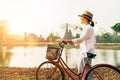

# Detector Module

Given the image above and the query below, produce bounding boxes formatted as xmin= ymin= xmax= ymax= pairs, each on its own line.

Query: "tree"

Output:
xmin=75 ymin=33 xmax=80 ymax=38
xmin=46 ymin=32 xmax=60 ymax=42
xmin=0 ymin=20 xmax=9 ymax=42
xmin=96 ymin=33 xmax=112 ymax=43
xmin=111 ymin=23 xmax=120 ymax=35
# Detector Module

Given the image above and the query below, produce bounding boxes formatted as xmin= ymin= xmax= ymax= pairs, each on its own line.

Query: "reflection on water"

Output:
xmin=0 ymin=47 xmax=12 ymax=67
xmin=94 ymin=49 xmax=120 ymax=67
xmin=0 ymin=46 xmax=120 ymax=68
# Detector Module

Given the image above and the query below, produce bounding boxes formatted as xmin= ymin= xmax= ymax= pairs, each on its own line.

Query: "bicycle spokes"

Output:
xmin=85 ymin=64 xmax=120 ymax=80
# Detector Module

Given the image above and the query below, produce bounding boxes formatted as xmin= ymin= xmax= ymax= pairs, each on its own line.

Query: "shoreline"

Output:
xmin=0 ymin=42 xmax=120 ymax=50
xmin=95 ymin=43 xmax=120 ymax=49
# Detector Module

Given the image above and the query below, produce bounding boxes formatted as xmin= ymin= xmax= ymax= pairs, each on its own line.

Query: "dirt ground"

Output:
xmin=0 ymin=67 xmax=37 ymax=80
xmin=0 ymin=66 xmax=120 ymax=80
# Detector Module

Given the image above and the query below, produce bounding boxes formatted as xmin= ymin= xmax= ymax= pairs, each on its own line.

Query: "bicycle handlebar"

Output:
xmin=59 ymin=41 xmax=67 ymax=48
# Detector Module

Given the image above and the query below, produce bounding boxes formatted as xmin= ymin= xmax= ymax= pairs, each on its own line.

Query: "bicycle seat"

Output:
xmin=87 ymin=52 xmax=96 ymax=58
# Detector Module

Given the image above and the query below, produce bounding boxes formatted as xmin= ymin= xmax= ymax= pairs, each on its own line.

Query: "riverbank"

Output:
xmin=0 ymin=42 xmax=120 ymax=50
xmin=95 ymin=43 xmax=120 ymax=49
xmin=66 ymin=43 xmax=120 ymax=50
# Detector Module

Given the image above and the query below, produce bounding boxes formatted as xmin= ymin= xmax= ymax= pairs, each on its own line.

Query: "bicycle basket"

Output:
xmin=46 ymin=44 xmax=61 ymax=60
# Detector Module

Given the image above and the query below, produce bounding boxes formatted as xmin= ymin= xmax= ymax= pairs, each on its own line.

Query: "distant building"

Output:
xmin=63 ymin=24 xmax=73 ymax=39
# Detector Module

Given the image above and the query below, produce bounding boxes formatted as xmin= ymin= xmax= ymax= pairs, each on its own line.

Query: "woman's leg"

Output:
xmin=86 ymin=58 xmax=92 ymax=80
xmin=78 ymin=57 xmax=85 ymax=74
xmin=78 ymin=57 xmax=92 ymax=80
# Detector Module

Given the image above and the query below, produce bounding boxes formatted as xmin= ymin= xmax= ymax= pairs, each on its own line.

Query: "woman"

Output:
xmin=60 ymin=10 xmax=96 ymax=80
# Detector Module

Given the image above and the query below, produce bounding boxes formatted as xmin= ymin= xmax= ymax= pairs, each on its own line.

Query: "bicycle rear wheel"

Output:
xmin=85 ymin=64 xmax=120 ymax=80
xmin=36 ymin=61 xmax=64 ymax=80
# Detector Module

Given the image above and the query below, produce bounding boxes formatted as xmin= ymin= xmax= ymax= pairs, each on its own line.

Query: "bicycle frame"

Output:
xmin=56 ymin=55 xmax=92 ymax=80
xmin=54 ymin=44 xmax=92 ymax=80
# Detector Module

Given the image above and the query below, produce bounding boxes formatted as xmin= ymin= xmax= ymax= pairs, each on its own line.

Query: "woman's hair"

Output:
xmin=90 ymin=21 xmax=94 ymax=27
xmin=87 ymin=18 xmax=94 ymax=27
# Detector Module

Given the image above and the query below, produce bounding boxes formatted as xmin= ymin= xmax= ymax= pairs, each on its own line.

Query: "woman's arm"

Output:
xmin=73 ymin=27 xmax=92 ymax=44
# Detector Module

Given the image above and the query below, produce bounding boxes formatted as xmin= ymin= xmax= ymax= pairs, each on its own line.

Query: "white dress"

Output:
xmin=72 ymin=24 xmax=96 ymax=79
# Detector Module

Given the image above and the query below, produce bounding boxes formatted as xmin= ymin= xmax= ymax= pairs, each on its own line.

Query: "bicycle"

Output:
xmin=36 ymin=42 xmax=120 ymax=80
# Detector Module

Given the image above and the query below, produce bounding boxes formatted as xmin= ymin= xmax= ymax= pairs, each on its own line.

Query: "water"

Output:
xmin=0 ymin=46 xmax=120 ymax=68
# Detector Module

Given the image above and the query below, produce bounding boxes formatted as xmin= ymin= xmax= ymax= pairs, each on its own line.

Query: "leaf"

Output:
xmin=111 ymin=23 xmax=120 ymax=33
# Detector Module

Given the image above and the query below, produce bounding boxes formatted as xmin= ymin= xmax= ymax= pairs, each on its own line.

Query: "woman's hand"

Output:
xmin=59 ymin=39 xmax=67 ymax=44
xmin=59 ymin=39 xmax=74 ymax=45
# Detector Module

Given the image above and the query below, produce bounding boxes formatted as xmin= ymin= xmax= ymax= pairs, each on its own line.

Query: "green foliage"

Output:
xmin=96 ymin=32 xmax=120 ymax=43
xmin=75 ymin=33 xmax=80 ymax=38
xmin=111 ymin=23 xmax=120 ymax=33
xmin=116 ymin=64 xmax=120 ymax=68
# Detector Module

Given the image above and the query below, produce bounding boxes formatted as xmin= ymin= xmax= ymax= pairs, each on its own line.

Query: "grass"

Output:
xmin=65 ymin=43 xmax=120 ymax=50
xmin=18 ymin=76 xmax=29 ymax=80
xmin=116 ymin=64 xmax=120 ymax=68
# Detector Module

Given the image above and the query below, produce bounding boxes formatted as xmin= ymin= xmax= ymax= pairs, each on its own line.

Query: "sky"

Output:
xmin=0 ymin=0 xmax=120 ymax=38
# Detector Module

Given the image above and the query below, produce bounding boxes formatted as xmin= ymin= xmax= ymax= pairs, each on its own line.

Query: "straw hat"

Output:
xmin=78 ymin=10 xmax=93 ymax=21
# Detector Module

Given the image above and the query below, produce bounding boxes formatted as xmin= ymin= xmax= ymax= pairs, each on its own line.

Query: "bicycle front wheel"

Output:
xmin=36 ymin=61 xmax=64 ymax=80
xmin=85 ymin=64 xmax=120 ymax=80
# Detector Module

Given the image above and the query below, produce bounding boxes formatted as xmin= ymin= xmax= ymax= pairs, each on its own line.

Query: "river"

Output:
xmin=0 ymin=45 xmax=120 ymax=68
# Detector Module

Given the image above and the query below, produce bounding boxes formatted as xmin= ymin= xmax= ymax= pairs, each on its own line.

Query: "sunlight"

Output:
xmin=9 ymin=20 xmax=63 ymax=38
